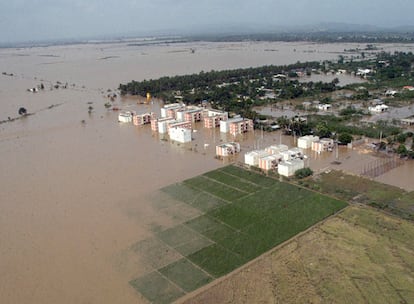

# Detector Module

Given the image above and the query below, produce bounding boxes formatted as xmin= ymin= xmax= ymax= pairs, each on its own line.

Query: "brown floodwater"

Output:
xmin=1 ymin=41 xmax=413 ymax=304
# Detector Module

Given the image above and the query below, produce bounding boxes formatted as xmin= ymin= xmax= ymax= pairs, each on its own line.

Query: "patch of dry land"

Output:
xmin=180 ymin=206 xmax=414 ymax=304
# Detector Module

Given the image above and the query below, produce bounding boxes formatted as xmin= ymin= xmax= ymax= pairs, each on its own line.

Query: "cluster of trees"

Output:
xmin=190 ymin=32 xmax=414 ymax=44
xmin=295 ymin=168 xmax=313 ymax=179
xmin=375 ymin=51 xmax=414 ymax=80
xmin=274 ymin=113 xmax=402 ymax=144
xmin=120 ymin=51 xmax=414 ymax=150
xmin=119 ymin=61 xmax=341 ymax=119
xmin=119 ymin=61 xmax=320 ymax=97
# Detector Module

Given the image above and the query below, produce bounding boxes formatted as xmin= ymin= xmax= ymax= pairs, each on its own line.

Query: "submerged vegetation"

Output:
xmin=120 ymin=51 xmax=414 ymax=153
xmin=130 ymin=165 xmax=347 ymax=303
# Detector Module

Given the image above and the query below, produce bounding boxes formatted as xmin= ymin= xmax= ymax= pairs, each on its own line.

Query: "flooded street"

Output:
xmin=0 ymin=41 xmax=413 ymax=303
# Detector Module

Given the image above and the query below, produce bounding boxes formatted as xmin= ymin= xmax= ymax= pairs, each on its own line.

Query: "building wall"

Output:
xmin=216 ymin=142 xmax=240 ymax=157
xmin=205 ymin=115 xmax=225 ymax=128
xmin=244 ymin=150 xmax=271 ymax=166
xmin=118 ymin=112 xmax=132 ymax=123
xmin=278 ymin=160 xmax=305 ymax=177
xmin=133 ymin=113 xmax=153 ymax=126
xmin=297 ymin=136 xmax=319 ymax=149
xmin=266 ymin=144 xmax=289 ymax=155
xmin=229 ymin=119 xmax=253 ymax=136
xmin=259 ymin=156 xmax=279 ymax=171
xmin=311 ymin=139 xmax=333 ymax=153
xmin=220 ymin=120 xmax=230 ymax=133
xmin=169 ymin=127 xmax=192 ymax=143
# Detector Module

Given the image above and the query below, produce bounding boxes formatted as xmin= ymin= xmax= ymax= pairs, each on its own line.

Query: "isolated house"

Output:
xmin=317 ymin=104 xmax=332 ymax=111
xmin=368 ymin=104 xmax=389 ymax=113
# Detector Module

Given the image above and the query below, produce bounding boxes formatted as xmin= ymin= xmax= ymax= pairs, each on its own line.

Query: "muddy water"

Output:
xmin=1 ymin=41 xmax=413 ymax=304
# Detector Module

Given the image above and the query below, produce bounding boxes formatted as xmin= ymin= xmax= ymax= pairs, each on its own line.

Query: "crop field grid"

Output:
xmin=129 ymin=165 xmax=347 ymax=303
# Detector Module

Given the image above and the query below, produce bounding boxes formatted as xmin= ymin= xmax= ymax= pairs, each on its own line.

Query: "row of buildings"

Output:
xmin=118 ymin=103 xmax=254 ymax=144
xmin=242 ymin=135 xmax=335 ymax=177
xmin=297 ymin=135 xmax=334 ymax=153
xmin=244 ymin=144 xmax=305 ymax=177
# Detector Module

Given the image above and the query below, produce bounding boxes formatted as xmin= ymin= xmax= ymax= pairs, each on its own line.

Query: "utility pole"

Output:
xmin=335 ymin=141 xmax=339 ymax=160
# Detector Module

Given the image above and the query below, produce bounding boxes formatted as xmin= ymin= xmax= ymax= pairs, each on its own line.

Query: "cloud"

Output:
xmin=1 ymin=0 xmax=414 ymax=42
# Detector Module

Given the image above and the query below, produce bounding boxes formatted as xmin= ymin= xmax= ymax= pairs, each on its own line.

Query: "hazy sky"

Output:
xmin=1 ymin=0 xmax=413 ymax=43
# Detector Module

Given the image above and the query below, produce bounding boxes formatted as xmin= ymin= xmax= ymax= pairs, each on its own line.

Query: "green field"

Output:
xmin=129 ymin=165 xmax=347 ymax=303
xmin=182 ymin=206 xmax=414 ymax=304
xmin=301 ymin=170 xmax=414 ymax=220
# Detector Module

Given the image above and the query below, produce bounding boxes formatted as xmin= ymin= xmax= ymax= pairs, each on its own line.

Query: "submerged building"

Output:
xmin=278 ymin=159 xmax=305 ymax=177
xmin=133 ymin=112 xmax=155 ymax=126
xmin=216 ymin=142 xmax=241 ymax=157
xmin=220 ymin=117 xmax=254 ymax=136
xmin=265 ymin=144 xmax=289 ymax=155
xmin=118 ymin=111 xmax=134 ymax=123
xmin=176 ymin=106 xmax=203 ymax=123
xmin=203 ymin=109 xmax=228 ymax=128
xmin=169 ymin=127 xmax=192 ymax=143
xmin=259 ymin=154 xmax=283 ymax=171
xmin=312 ymin=138 xmax=334 ymax=153
xmin=297 ymin=135 xmax=319 ymax=149
xmin=160 ymin=103 xmax=185 ymax=118
xmin=244 ymin=150 xmax=271 ymax=167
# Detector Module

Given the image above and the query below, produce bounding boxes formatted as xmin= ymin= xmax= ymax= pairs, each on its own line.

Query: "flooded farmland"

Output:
xmin=0 ymin=40 xmax=413 ymax=303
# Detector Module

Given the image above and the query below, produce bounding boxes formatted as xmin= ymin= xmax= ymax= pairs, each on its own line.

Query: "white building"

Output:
xmin=157 ymin=118 xmax=176 ymax=134
xmin=312 ymin=138 xmax=334 ymax=153
xmin=169 ymin=127 xmax=192 ymax=143
xmin=216 ymin=142 xmax=241 ymax=157
xmin=118 ymin=111 xmax=133 ymax=123
xmin=368 ymin=104 xmax=389 ymax=113
xmin=220 ymin=117 xmax=253 ymax=135
xmin=280 ymin=148 xmax=304 ymax=161
xmin=385 ymin=89 xmax=397 ymax=96
xmin=160 ymin=103 xmax=184 ymax=118
xmin=133 ymin=112 xmax=155 ymax=126
xmin=203 ymin=109 xmax=228 ymax=128
xmin=244 ymin=150 xmax=271 ymax=167
xmin=318 ymin=104 xmax=332 ymax=111
xmin=265 ymin=144 xmax=289 ymax=155
xmin=220 ymin=117 xmax=243 ymax=133
xmin=297 ymin=135 xmax=320 ymax=149
xmin=356 ymin=68 xmax=372 ymax=76
xmin=278 ymin=159 xmax=305 ymax=177
xmin=259 ymin=154 xmax=283 ymax=171
xmin=176 ymin=106 xmax=203 ymax=122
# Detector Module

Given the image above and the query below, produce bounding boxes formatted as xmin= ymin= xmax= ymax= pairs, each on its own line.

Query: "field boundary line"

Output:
xmin=174 ymin=204 xmax=350 ymax=304
xmin=217 ymin=168 xmax=266 ymax=188
xmin=183 ymin=182 xmax=236 ymax=204
xmin=200 ymin=175 xmax=250 ymax=194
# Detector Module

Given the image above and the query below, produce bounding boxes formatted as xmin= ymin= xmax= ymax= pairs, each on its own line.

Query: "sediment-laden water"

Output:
xmin=0 ymin=40 xmax=413 ymax=304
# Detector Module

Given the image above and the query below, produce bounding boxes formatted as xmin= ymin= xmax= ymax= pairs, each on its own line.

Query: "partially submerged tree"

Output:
xmin=338 ymin=133 xmax=353 ymax=145
xmin=18 ymin=107 xmax=27 ymax=115
xmin=295 ymin=167 xmax=313 ymax=179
